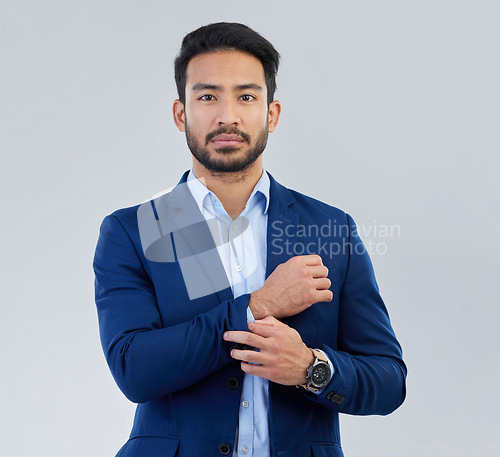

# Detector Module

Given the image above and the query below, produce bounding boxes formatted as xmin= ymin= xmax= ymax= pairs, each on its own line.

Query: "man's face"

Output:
xmin=173 ymin=51 xmax=280 ymax=174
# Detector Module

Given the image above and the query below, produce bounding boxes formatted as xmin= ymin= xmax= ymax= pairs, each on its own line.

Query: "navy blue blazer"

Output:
xmin=93 ymin=171 xmax=407 ymax=457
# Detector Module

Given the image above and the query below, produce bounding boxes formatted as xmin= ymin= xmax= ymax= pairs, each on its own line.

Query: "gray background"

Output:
xmin=1 ymin=1 xmax=499 ymax=456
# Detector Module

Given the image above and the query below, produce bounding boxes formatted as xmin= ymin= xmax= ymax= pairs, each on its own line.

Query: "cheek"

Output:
xmin=247 ymin=111 xmax=269 ymax=133
xmin=185 ymin=112 xmax=210 ymax=135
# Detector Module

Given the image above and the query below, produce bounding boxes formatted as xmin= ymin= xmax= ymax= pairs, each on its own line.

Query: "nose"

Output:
xmin=216 ymin=99 xmax=240 ymax=126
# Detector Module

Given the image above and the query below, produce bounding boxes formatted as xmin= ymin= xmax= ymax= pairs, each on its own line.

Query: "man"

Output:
xmin=93 ymin=22 xmax=406 ymax=457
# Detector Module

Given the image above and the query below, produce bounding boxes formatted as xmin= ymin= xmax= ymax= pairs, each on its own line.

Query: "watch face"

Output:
xmin=311 ymin=363 xmax=331 ymax=387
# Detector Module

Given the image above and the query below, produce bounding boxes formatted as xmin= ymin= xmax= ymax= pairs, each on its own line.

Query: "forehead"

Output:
xmin=185 ymin=51 xmax=266 ymax=89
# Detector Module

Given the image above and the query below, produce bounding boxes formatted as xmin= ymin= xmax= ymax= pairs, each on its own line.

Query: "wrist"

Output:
xmin=300 ymin=348 xmax=315 ymax=383
xmin=249 ymin=289 xmax=270 ymax=320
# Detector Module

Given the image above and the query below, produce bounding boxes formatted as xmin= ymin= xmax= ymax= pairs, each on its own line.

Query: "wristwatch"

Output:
xmin=298 ymin=349 xmax=332 ymax=392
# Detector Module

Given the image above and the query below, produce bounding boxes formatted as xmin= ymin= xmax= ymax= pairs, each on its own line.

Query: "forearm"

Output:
xmin=101 ymin=293 xmax=250 ymax=403
xmin=307 ymin=347 xmax=407 ymax=415
xmin=94 ymin=214 xmax=250 ymax=403
xmin=305 ymin=212 xmax=407 ymax=415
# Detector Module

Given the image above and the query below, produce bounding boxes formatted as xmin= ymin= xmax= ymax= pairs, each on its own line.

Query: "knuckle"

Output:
xmin=300 ymin=275 xmax=310 ymax=289
xmin=270 ymin=341 xmax=281 ymax=352
xmin=297 ymin=269 xmax=308 ymax=280
xmin=291 ymin=257 xmax=301 ymax=267
xmin=268 ymin=365 xmax=279 ymax=378
xmin=304 ymin=288 xmax=316 ymax=302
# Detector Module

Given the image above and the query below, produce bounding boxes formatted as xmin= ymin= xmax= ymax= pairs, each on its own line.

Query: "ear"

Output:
xmin=173 ymin=99 xmax=186 ymax=132
xmin=267 ymin=100 xmax=282 ymax=133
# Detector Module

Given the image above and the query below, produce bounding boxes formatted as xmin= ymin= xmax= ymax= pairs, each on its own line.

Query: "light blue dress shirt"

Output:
xmin=187 ymin=169 xmax=270 ymax=457
xmin=186 ymin=169 xmax=332 ymax=457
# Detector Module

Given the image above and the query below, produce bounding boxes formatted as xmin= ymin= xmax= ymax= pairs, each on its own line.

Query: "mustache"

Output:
xmin=205 ymin=127 xmax=250 ymax=144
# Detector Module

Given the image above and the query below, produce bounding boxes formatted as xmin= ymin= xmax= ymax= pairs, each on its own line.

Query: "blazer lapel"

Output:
xmin=266 ymin=172 xmax=299 ymax=278
xmin=164 ymin=174 xmax=233 ymax=303
xmin=151 ymin=171 xmax=299 ymax=301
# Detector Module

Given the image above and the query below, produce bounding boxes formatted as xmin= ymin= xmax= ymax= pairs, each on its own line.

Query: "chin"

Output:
xmin=213 ymin=147 xmax=243 ymax=155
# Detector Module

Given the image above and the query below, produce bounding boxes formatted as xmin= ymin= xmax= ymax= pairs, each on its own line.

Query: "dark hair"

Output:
xmin=174 ymin=22 xmax=280 ymax=106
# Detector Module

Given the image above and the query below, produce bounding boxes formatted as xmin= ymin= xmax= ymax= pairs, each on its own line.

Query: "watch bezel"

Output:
xmin=297 ymin=349 xmax=333 ymax=392
xmin=309 ymin=361 xmax=332 ymax=388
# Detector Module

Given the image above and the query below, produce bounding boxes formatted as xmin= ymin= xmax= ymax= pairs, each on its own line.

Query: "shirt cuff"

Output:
xmin=246 ymin=306 xmax=255 ymax=323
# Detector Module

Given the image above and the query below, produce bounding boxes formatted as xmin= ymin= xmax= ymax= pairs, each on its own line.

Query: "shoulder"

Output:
xmin=101 ymin=170 xmax=190 ymax=225
xmin=291 ymin=189 xmax=347 ymax=219
xmin=102 ymin=202 xmax=142 ymax=231
xmin=100 ymin=184 xmax=177 ymax=234
xmin=268 ymin=172 xmax=350 ymax=223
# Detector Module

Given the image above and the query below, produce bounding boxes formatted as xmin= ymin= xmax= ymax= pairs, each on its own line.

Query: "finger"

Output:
xmin=251 ymin=319 xmax=275 ymax=327
xmin=301 ymin=254 xmax=323 ymax=266
xmin=308 ymin=265 xmax=329 ymax=278
xmin=240 ymin=361 xmax=269 ymax=378
xmin=255 ymin=316 xmax=285 ymax=327
xmin=315 ymin=289 xmax=333 ymax=303
xmin=230 ymin=348 xmax=265 ymax=365
xmin=248 ymin=322 xmax=280 ymax=338
xmin=223 ymin=330 xmax=265 ymax=347
xmin=313 ymin=277 xmax=331 ymax=290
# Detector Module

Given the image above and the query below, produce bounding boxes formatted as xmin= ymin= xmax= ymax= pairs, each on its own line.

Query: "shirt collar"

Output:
xmin=186 ymin=169 xmax=270 ymax=215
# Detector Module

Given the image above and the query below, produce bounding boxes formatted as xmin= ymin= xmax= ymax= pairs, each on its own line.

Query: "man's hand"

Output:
xmin=223 ymin=316 xmax=315 ymax=386
xmin=249 ymin=254 xmax=332 ymax=320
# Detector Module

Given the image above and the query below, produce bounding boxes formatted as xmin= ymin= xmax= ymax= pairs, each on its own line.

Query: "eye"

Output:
xmin=199 ymin=94 xmax=216 ymax=101
xmin=239 ymin=94 xmax=255 ymax=102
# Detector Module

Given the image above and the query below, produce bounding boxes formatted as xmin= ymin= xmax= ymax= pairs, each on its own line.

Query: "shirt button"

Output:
xmin=235 ymin=265 xmax=242 ymax=272
xmin=241 ymin=447 xmax=249 ymax=454
xmin=242 ymin=400 xmax=249 ymax=408
xmin=232 ymin=223 xmax=238 ymax=231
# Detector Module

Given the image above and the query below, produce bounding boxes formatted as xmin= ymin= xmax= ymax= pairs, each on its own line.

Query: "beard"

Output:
xmin=185 ymin=120 xmax=269 ymax=173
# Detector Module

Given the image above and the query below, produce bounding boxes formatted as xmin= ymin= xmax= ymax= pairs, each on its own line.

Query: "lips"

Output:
xmin=211 ymin=134 xmax=245 ymax=146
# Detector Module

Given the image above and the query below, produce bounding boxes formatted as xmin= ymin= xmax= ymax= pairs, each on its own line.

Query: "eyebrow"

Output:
xmin=191 ymin=83 xmax=264 ymax=92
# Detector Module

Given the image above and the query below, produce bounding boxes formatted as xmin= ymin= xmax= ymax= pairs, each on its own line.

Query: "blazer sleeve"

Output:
xmin=93 ymin=214 xmax=249 ymax=404
xmin=305 ymin=213 xmax=407 ymax=415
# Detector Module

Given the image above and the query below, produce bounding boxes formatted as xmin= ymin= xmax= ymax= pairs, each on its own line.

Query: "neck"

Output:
xmin=192 ymin=160 xmax=263 ymax=219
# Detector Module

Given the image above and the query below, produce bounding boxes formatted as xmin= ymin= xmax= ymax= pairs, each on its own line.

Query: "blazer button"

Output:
xmin=219 ymin=443 xmax=231 ymax=455
xmin=327 ymin=391 xmax=345 ymax=404
xmin=226 ymin=377 xmax=240 ymax=389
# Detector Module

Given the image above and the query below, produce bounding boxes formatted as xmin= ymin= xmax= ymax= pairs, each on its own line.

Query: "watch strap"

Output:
xmin=311 ymin=349 xmax=328 ymax=364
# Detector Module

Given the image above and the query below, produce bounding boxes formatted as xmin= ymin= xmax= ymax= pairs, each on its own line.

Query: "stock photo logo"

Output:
xmin=137 ymin=182 xmax=400 ymax=300
xmin=270 ymin=219 xmax=400 ymax=258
